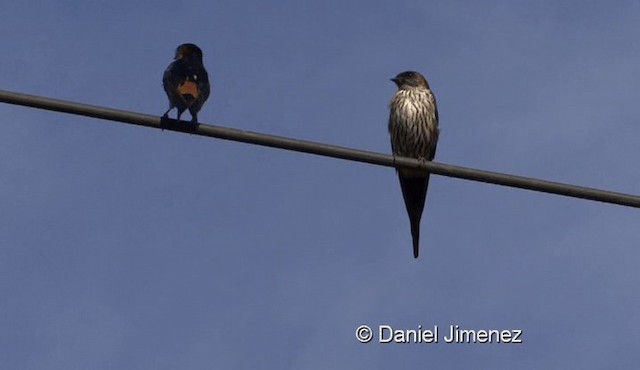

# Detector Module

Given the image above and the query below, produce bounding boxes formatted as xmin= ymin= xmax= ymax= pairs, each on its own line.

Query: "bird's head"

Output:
xmin=391 ymin=71 xmax=429 ymax=89
xmin=174 ymin=43 xmax=204 ymax=61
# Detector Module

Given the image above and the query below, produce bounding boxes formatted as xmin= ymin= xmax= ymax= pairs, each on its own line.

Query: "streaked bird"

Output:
xmin=162 ymin=43 xmax=210 ymax=124
xmin=388 ymin=71 xmax=440 ymax=258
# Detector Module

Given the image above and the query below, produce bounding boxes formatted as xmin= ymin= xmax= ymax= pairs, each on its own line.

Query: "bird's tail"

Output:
xmin=410 ymin=218 xmax=420 ymax=259
xmin=398 ymin=175 xmax=430 ymax=258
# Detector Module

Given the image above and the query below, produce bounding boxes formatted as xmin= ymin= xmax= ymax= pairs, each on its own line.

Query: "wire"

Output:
xmin=1 ymin=89 xmax=639 ymax=208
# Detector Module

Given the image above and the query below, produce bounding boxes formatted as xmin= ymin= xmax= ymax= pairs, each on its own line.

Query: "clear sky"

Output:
xmin=1 ymin=1 xmax=639 ymax=368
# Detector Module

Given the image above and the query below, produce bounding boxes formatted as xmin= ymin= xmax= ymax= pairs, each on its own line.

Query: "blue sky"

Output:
xmin=1 ymin=1 xmax=640 ymax=368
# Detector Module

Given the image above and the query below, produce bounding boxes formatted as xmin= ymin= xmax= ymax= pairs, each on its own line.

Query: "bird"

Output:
xmin=388 ymin=71 xmax=439 ymax=258
xmin=162 ymin=43 xmax=210 ymax=125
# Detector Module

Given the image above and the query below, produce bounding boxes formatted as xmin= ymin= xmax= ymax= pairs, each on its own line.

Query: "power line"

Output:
xmin=1 ymin=88 xmax=639 ymax=209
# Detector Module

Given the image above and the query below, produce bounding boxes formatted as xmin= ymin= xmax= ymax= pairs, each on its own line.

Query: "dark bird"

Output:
xmin=162 ymin=43 xmax=210 ymax=124
xmin=388 ymin=71 xmax=439 ymax=258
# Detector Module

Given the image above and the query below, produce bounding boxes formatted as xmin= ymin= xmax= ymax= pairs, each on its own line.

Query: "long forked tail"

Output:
xmin=398 ymin=175 xmax=430 ymax=258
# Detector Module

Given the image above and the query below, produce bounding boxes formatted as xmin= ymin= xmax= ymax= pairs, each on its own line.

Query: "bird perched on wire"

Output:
xmin=162 ymin=43 xmax=210 ymax=125
xmin=388 ymin=71 xmax=440 ymax=258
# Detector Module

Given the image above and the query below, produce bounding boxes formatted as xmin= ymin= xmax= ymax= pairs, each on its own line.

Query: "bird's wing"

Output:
xmin=195 ymin=67 xmax=210 ymax=102
xmin=163 ymin=60 xmax=185 ymax=95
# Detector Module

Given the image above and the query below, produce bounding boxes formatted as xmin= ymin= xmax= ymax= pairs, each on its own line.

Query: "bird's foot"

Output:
xmin=417 ymin=157 xmax=430 ymax=174
xmin=190 ymin=116 xmax=200 ymax=129
xmin=160 ymin=113 xmax=170 ymax=131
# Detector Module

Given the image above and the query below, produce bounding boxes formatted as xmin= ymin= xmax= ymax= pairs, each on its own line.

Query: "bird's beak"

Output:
xmin=391 ymin=77 xmax=398 ymax=83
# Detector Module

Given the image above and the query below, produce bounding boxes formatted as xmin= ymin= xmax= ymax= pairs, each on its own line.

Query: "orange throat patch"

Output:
xmin=178 ymin=81 xmax=199 ymax=98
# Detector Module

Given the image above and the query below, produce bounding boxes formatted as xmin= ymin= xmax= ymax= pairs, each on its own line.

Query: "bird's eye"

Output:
xmin=407 ymin=72 xmax=415 ymax=77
